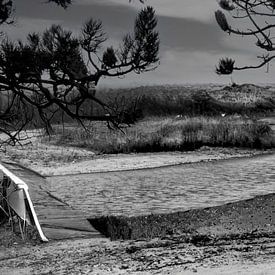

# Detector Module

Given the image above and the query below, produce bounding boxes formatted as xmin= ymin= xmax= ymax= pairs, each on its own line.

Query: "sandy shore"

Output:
xmin=0 ymin=193 xmax=274 ymax=275
xmin=0 ymin=142 xmax=274 ymax=274
xmin=1 ymin=236 xmax=275 ymax=275
xmin=35 ymin=148 xmax=272 ymax=177
xmin=0 ymin=142 xmax=272 ymax=176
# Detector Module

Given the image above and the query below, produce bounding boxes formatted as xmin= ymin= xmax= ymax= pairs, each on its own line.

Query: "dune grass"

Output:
xmin=44 ymin=116 xmax=275 ymax=153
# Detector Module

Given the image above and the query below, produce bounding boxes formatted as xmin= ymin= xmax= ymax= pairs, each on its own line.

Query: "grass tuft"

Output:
xmin=44 ymin=116 xmax=275 ymax=153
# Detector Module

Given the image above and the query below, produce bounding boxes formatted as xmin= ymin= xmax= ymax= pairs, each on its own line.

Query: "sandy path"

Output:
xmin=1 ymin=143 xmax=271 ymax=176
xmin=1 ymin=226 xmax=274 ymax=275
xmin=40 ymin=148 xmax=270 ymax=176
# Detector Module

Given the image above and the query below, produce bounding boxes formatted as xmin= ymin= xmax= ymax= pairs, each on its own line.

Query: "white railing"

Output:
xmin=0 ymin=163 xmax=48 ymax=242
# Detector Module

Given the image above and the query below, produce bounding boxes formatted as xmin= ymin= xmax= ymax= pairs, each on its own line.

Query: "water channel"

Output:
xmin=47 ymin=153 xmax=275 ymax=217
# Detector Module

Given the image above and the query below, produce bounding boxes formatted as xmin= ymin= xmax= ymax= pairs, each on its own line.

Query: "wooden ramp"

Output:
xmin=1 ymin=161 xmax=104 ymax=241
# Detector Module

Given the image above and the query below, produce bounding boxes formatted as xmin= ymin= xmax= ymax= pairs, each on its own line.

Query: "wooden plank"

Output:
xmin=40 ymin=218 xmax=96 ymax=232
xmin=41 ymin=227 xmax=102 ymax=240
xmin=1 ymin=161 xmax=104 ymax=241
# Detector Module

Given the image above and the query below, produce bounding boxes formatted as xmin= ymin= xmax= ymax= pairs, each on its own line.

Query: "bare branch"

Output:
xmin=216 ymin=0 xmax=275 ymax=74
xmin=0 ymin=5 xmax=159 ymax=145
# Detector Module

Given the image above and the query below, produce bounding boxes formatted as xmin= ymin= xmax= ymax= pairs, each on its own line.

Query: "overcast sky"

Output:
xmin=5 ymin=0 xmax=275 ymax=87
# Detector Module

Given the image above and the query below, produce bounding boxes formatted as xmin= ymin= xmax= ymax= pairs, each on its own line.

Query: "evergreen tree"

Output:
xmin=215 ymin=0 xmax=275 ymax=75
xmin=0 ymin=1 xmax=158 ymax=145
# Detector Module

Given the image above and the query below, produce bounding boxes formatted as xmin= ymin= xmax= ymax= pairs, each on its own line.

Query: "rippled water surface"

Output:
xmin=47 ymin=154 xmax=275 ymax=217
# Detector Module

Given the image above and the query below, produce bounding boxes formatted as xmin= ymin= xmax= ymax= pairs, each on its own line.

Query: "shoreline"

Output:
xmin=89 ymin=192 xmax=275 ymax=240
xmin=45 ymin=148 xmax=274 ymax=177
xmin=4 ymin=146 xmax=271 ymax=177
xmin=1 ymin=145 xmax=274 ymax=274
xmin=1 ymin=192 xmax=274 ymax=274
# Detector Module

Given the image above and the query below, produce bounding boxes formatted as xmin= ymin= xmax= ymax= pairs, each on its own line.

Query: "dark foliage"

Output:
xmin=216 ymin=58 xmax=235 ymax=75
xmin=0 ymin=0 xmax=13 ymax=25
xmin=215 ymin=0 xmax=275 ymax=74
xmin=0 ymin=6 xmax=159 ymax=145
xmin=47 ymin=0 xmax=72 ymax=8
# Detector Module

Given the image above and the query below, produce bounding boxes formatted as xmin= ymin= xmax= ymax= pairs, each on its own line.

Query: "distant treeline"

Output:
xmin=92 ymin=84 xmax=275 ymax=122
xmin=1 ymin=85 xmax=275 ymax=128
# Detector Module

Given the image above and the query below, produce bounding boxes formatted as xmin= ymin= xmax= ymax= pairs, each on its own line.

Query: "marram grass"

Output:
xmin=44 ymin=116 xmax=274 ymax=153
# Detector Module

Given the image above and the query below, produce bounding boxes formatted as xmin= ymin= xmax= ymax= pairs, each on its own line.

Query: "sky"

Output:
xmin=4 ymin=0 xmax=275 ymax=87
